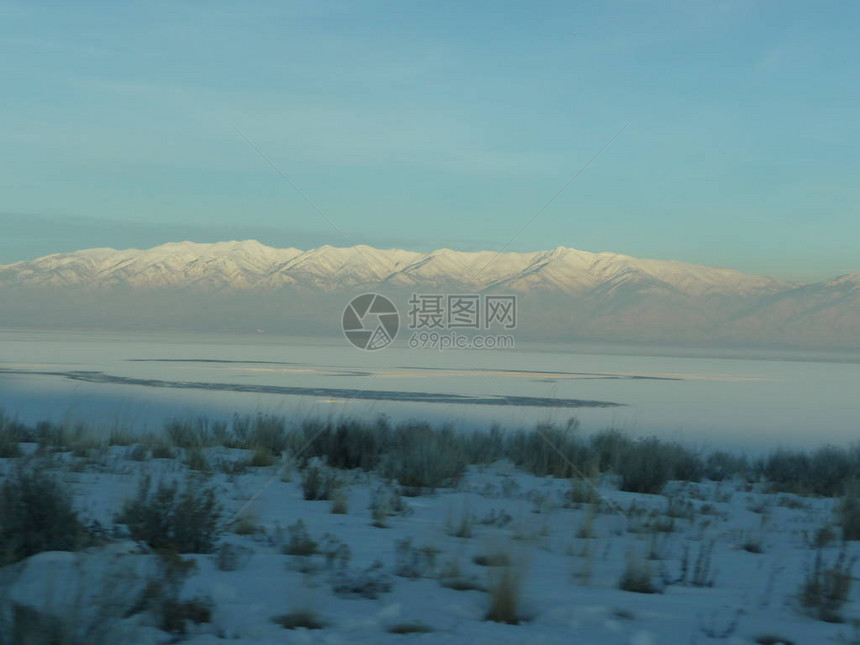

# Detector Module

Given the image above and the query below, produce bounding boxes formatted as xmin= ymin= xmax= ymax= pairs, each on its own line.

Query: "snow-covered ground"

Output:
xmin=1 ymin=443 xmax=858 ymax=645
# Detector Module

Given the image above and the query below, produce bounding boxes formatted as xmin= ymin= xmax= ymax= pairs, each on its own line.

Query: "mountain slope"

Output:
xmin=0 ymin=240 xmax=792 ymax=296
xmin=0 ymin=241 xmax=855 ymax=347
xmin=723 ymin=273 xmax=860 ymax=344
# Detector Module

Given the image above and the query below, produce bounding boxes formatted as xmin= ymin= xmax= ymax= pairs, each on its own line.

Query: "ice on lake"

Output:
xmin=2 ymin=329 xmax=859 ymax=451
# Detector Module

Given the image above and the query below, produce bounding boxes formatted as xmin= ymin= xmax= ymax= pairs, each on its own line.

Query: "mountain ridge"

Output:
xmin=0 ymin=239 xmax=798 ymax=295
xmin=1 ymin=241 xmax=856 ymax=347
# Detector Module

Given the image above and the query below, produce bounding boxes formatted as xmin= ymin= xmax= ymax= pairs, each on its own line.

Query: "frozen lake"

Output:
xmin=1 ymin=329 xmax=858 ymax=451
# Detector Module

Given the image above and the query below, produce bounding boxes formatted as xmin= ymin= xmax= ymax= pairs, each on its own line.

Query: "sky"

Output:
xmin=1 ymin=0 xmax=858 ymax=281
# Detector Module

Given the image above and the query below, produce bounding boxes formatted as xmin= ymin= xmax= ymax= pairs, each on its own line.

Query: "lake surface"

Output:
xmin=1 ymin=329 xmax=859 ymax=451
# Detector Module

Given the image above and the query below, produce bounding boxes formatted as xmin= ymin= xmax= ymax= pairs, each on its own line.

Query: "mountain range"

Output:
xmin=1 ymin=240 xmax=857 ymax=348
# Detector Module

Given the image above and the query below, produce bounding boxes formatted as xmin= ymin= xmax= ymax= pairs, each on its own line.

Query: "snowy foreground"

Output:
xmin=1 ymin=444 xmax=858 ymax=645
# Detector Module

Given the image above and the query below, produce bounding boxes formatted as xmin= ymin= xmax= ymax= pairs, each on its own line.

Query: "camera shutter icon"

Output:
xmin=342 ymin=293 xmax=399 ymax=350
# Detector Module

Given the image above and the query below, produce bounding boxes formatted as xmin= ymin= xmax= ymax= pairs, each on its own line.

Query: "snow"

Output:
xmin=0 ymin=241 xmax=790 ymax=296
xmin=1 ymin=241 xmax=856 ymax=346
xmin=1 ymin=447 xmax=857 ymax=644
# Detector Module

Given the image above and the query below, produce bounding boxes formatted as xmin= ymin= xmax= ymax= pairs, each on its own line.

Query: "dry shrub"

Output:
xmin=485 ymin=560 xmax=524 ymax=624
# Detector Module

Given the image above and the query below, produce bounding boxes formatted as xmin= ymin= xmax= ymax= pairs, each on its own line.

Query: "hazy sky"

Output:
xmin=1 ymin=1 xmax=857 ymax=281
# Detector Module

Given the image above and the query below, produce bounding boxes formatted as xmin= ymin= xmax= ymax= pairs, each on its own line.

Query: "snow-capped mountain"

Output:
xmin=0 ymin=240 xmax=791 ymax=296
xmin=0 ymin=241 xmax=856 ymax=347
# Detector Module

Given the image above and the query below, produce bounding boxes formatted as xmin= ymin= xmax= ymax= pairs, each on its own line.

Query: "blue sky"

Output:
xmin=1 ymin=0 xmax=857 ymax=280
